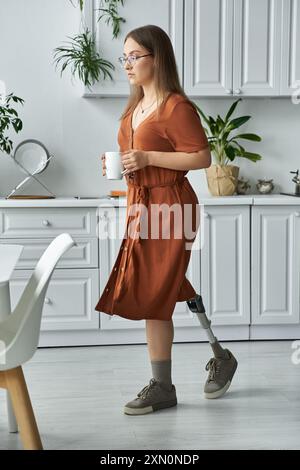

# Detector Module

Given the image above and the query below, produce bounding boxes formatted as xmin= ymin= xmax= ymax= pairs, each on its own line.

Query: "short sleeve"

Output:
xmin=165 ymin=101 xmax=209 ymax=152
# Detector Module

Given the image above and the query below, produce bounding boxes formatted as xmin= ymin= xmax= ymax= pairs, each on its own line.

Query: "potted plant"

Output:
xmin=0 ymin=92 xmax=24 ymax=155
xmin=193 ymin=98 xmax=262 ymax=196
xmin=53 ymin=28 xmax=115 ymax=88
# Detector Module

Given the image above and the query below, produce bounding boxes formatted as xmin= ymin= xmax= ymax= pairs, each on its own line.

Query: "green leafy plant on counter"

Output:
xmin=193 ymin=98 xmax=263 ymax=166
xmin=0 ymin=92 xmax=24 ymax=155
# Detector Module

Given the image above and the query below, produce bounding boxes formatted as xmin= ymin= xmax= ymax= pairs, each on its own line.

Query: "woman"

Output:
xmin=95 ymin=25 xmax=237 ymax=415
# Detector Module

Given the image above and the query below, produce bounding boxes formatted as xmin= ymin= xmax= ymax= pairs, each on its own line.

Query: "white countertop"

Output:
xmin=0 ymin=193 xmax=299 ymax=207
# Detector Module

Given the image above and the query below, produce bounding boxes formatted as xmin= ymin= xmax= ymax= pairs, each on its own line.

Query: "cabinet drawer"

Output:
xmin=0 ymin=237 xmax=98 ymax=269
xmin=0 ymin=208 xmax=97 ymax=238
xmin=10 ymin=269 xmax=100 ymax=331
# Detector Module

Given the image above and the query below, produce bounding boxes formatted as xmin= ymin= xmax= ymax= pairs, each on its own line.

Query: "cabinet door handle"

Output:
xmin=44 ymin=297 xmax=51 ymax=304
xmin=225 ymin=89 xmax=232 ymax=94
xmin=234 ymin=88 xmax=242 ymax=94
xmin=294 ymin=212 xmax=300 ymax=217
xmin=42 ymin=219 xmax=50 ymax=226
xmin=204 ymin=212 xmax=209 ymax=218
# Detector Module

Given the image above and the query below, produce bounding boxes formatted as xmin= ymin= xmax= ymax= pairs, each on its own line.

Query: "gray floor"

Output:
xmin=0 ymin=340 xmax=299 ymax=450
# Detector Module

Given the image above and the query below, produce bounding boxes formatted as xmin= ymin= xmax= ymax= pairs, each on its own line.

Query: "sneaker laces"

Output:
xmin=137 ymin=378 xmax=158 ymax=400
xmin=205 ymin=358 xmax=221 ymax=382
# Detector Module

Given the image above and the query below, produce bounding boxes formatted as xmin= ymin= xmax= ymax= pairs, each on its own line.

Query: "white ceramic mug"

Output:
xmin=105 ymin=151 xmax=124 ymax=180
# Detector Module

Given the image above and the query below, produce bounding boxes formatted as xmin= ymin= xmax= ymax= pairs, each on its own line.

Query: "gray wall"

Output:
xmin=0 ymin=0 xmax=299 ymax=198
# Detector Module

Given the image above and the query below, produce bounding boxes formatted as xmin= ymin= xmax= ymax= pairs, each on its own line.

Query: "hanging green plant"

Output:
xmin=0 ymin=92 xmax=24 ymax=155
xmin=69 ymin=0 xmax=84 ymax=10
xmin=55 ymin=0 xmax=126 ymax=86
xmin=53 ymin=28 xmax=115 ymax=88
xmin=95 ymin=0 xmax=126 ymax=39
xmin=69 ymin=0 xmax=126 ymax=37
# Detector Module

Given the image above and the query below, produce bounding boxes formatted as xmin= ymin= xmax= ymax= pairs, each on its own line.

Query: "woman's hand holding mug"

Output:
xmin=121 ymin=149 xmax=149 ymax=174
xmin=101 ymin=150 xmax=149 ymax=179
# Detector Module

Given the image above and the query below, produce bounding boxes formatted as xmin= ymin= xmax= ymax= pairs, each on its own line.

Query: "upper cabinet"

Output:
xmin=232 ymin=0 xmax=282 ymax=96
xmin=84 ymin=0 xmax=300 ymax=97
xmin=184 ymin=0 xmax=234 ymax=96
xmin=83 ymin=0 xmax=184 ymax=97
xmin=185 ymin=0 xmax=285 ymax=97
xmin=280 ymin=0 xmax=300 ymax=95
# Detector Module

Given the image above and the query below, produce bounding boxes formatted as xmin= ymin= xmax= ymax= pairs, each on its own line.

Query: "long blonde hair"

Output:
xmin=119 ymin=25 xmax=197 ymax=121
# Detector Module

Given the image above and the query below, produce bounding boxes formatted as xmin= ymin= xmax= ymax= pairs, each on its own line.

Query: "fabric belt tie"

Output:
xmin=127 ymin=176 xmax=186 ymax=244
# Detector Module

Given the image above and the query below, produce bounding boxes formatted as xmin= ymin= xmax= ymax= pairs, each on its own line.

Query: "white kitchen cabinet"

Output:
xmin=233 ymin=0 xmax=282 ymax=96
xmin=0 ymin=207 xmax=97 ymax=238
xmin=0 ymin=206 xmax=100 ymax=332
xmin=200 ymin=205 xmax=251 ymax=325
xmin=0 ymin=237 xmax=98 ymax=269
xmin=280 ymin=0 xmax=300 ymax=95
xmin=251 ymin=205 xmax=300 ymax=325
xmin=184 ymin=0 xmax=234 ymax=96
xmin=83 ymin=0 xmax=184 ymax=97
xmin=1 ymin=197 xmax=299 ymax=345
xmin=10 ymin=269 xmax=100 ymax=331
xmin=98 ymin=206 xmax=202 ymax=329
xmin=185 ymin=0 xmax=283 ymax=97
xmin=83 ymin=0 xmax=299 ymax=98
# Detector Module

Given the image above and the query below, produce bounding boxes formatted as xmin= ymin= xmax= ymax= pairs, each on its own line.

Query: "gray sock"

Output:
xmin=151 ymin=359 xmax=173 ymax=391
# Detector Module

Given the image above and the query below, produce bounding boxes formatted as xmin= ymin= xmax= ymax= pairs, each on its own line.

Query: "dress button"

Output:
xmin=114 ymin=267 xmax=117 ymax=271
xmin=106 ymin=288 xmax=109 ymax=292
xmin=121 ymin=267 xmax=125 ymax=271
xmin=124 ymin=247 xmax=128 ymax=251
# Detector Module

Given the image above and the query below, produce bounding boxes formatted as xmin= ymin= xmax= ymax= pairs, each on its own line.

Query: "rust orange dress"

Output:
xmin=95 ymin=93 xmax=209 ymax=321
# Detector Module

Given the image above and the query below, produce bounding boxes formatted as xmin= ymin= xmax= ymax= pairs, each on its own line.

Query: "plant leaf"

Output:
xmin=241 ymin=151 xmax=262 ymax=162
xmin=227 ymin=115 xmax=251 ymax=130
xmin=230 ymin=133 xmax=261 ymax=142
xmin=224 ymin=145 xmax=237 ymax=161
xmin=225 ymin=98 xmax=242 ymax=122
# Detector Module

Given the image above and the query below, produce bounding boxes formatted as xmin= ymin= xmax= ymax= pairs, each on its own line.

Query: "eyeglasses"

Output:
xmin=118 ymin=54 xmax=153 ymax=67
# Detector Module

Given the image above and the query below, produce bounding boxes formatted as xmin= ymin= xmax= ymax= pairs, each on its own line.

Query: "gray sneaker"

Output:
xmin=204 ymin=349 xmax=238 ymax=399
xmin=123 ymin=378 xmax=177 ymax=415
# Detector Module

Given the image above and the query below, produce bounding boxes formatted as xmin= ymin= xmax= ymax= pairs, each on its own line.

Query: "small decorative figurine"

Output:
xmin=256 ymin=178 xmax=274 ymax=194
xmin=236 ymin=177 xmax=251 ymax=195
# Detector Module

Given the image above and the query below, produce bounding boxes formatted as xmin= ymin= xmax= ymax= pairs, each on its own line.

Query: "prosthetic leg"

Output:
xmin=186 ymin=294 xmax=238 ymax=398
xmin=186 ymin=294 xmax=229 ymax=359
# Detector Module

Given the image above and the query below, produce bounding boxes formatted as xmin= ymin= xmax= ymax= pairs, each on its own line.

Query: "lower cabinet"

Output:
xmin=10 ymin=269 xmax=100 ymax=331
xmin=201 ymin=204 xmax=300 ymax=329
xmin=200 ymin=205 xmax=251 ymax=326
xmin=0 ymin=237 xmax=98 ymax=269
xmin=98 ymin=203 xmax=300 ymax=337
xmin=1 ymin=202 xmax=299 ymax=344
xmin=0 ymin=207 xmax=100 ymax=333
xmin=251 ymin=205 xmax=300 ymax=325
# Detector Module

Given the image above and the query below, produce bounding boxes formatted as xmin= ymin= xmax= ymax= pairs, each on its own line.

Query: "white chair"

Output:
xmin=0 ymin=233 xmax=76 ymax=450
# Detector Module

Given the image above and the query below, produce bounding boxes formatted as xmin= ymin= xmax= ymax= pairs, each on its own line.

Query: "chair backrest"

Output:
xmin=1 ymin=233 xmax=76 ymax=369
